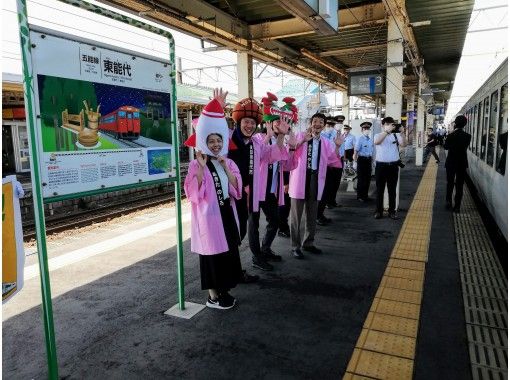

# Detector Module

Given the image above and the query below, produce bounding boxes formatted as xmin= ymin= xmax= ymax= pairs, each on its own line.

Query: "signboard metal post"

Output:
xmin=16 ymin=0 xmax=58 ymax=377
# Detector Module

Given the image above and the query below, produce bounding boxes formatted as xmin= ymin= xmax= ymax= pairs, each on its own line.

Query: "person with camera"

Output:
xmin=373 ymin=117 xmax=407 ymax=220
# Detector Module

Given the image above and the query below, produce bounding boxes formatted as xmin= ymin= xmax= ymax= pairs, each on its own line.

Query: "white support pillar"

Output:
xmin=341 ymin=90 xmax=350 ymax=123
xmin=415 ymin=98 xmax=425 ymax=166
xmin=385 ymin=18 xmax=404 ymax=120
xmin=384 ymin=16 xmax=404 ymax=211
xmin=237 ymin=52 xmax=253 ymax=99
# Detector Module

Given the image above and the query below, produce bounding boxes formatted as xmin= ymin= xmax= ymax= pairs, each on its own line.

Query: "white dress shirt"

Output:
xmin=311 ymin=136 xmax=320 ymax=170
xmin=375 ymin=133 xmax=403 ymax=162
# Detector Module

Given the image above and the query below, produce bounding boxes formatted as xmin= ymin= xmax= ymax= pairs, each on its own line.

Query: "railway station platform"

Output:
xmin=2 ymin=151 xmax=507 ymax=379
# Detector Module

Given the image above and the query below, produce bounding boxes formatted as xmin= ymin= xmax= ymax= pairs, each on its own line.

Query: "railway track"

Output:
xmin=22 ymin=162 xmax=189 ymax=241
xmin=23 ymin=191 xmax=180 ymax=241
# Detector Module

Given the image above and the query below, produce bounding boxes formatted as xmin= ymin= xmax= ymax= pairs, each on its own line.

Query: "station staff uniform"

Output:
xmin=340 ymin=126 xmax=356 ymax=164
xmin=374 ymin=117 xmax=403 ymax=218
xmin=354 ymin=122 xmax=374 ymax=201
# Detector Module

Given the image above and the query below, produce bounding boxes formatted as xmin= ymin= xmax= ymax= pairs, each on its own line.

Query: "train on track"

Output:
xmin=98 ymin=105 xmax=141 ymax=140
xmin=459 ymin=58 xmax=508 ymax=240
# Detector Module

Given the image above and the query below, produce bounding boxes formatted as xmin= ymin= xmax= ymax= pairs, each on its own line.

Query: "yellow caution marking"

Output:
xmin=375 ymin=287 xmax=422 ymax=305
xmin=344 ymin=160 xmax=438 ymax=379
xmin=363 ymin=312 xmax=419 ymax=338
xmin=356 ymin=329 xmax=416 ymax=359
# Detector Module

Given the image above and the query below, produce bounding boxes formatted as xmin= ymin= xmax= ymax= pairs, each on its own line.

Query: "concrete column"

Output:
xmin=341 ymin=90 xmax=350 ymax=123
xmin=385 ymin=18 xmax=404 ymax=120
xmin=237 ymin=52 xmax=253 ymax=98
xmin=415 ymin=98 xmax=425 ymax=166
xmin=384 ymin=16 xmax=404 ymax=211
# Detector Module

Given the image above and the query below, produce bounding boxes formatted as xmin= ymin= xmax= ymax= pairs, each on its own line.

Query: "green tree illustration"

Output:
xmin=40 ymin=76 xmax=65 ymax=151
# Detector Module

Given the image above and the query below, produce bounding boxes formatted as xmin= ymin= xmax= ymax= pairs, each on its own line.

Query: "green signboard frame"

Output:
xmin=16 ymin=0 xmax=186 ymax=378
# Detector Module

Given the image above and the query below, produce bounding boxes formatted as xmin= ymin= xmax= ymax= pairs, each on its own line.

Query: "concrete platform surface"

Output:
xmin=2 ymin=158 xmax=475 ymax=379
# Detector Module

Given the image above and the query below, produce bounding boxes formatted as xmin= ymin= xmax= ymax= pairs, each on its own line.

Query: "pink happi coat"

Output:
xmin=184 ymin=158 xmax=243 ymax=255
xmin=255 ymin=134 xmax=292 ymax=207
xmin=288 ymin=132 xmax=341 ymax=200
xmin=248 ymin=134 xmax=288 ymax=212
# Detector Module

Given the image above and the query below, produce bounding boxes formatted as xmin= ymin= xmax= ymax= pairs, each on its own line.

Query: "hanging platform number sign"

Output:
xmin=348 ymin=71 xmax=385 ymax=96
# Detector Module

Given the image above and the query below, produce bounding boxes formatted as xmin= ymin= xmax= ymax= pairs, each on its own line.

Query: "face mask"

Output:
xmin=334 ymin=124 xmax=342 ymax=131
xmin=363 ymin=130 xmax=370 ymax=136
xmin=384 ymin=124 xmax=393 ymax=133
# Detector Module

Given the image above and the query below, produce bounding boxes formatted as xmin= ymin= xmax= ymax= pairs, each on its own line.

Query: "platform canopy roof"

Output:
xmin=98 ymin=0 xmax=474 ymax=104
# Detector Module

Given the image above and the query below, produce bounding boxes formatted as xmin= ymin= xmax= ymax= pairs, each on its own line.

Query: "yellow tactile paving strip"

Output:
xmin=343 ymin=160 xmax=438 ymax=379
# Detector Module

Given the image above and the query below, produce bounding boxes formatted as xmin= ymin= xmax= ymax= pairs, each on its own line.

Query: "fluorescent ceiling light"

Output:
xmin=409 ymin=20 xmax=431 ymax=27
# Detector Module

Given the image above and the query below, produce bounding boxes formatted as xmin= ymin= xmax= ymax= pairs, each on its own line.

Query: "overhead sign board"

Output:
xmin=30 ymin=31 xmax=176 ymax=198
xmin=348 ymin=71 xmax=385 ymax=96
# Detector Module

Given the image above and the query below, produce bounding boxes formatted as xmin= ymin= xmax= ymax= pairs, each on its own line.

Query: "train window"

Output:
xmin=480 ymin=97 xmax=490 ymax=161
xmin=471 ymin=105 xmax=478 ymax=151
xmin=496 ymin=83 xmax=508 ymax=175
xmin=487 ymin=90 xmax=499 ymax=167
xmin=133 ymin=112 xmax=140 ymax=118
xmin=118 ymin=111 xmax=126 ymax=118
xmin=476 ymin=101 xmax=483 ymax=157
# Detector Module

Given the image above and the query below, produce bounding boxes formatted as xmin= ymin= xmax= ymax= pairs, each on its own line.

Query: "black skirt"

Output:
xmin=199 ymin=199 xmax=242 ymax=291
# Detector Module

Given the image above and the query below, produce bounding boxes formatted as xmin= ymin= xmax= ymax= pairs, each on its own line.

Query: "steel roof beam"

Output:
xmin=318 ymin=43 xmax=387 ymax=57
xmin=97 ymin=0 xmax=348 ymax=91
xmin=249 ymin=2 xmax=386 ymax=41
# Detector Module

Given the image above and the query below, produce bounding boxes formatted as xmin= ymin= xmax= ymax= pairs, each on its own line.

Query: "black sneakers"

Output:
xmin=388 ymin=212 xmax=399 ymax=220
xmin=239 ymin=270 xmax=259 ymax=283
xmin=252 ymin=258 xmax=274 ymax=271
xmin=317 ymin=216 xmax=331 ymax=225
xmin=206 ymin=293 xmax=236 ymax=310
xmin=303 ymin=245 xmax=322 ymax=254
xmin=262 ymin=249 xmax=283 ymax=262
xmin=374 ymin=212 xmax=382 ymax=219
xmin=278 ymin=230 xmax=290 ymax=238
xmin=292 ymin=248 xmax=304 ymax=259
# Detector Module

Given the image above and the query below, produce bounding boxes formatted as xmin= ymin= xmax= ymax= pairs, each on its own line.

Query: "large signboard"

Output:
xmin=30 ymin=32 xmax=175 ymax=198
xmin=348 ymin=71 xmax=385 ymax=96
xmin=2 ymin=177 xmax=25 ymax=303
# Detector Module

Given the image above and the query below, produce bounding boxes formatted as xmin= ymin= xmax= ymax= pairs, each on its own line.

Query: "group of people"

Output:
xmin=184 ymin=89 xmax=408 ymax=310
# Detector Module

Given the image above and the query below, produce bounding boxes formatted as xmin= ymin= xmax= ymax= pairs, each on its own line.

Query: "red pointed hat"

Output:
xmin=183 ymin=99 xmax=236 ymax=154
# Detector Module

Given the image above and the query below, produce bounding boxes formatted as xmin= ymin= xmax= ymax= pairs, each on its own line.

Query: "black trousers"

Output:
xmin=356 ymin=156 xmax=372 ymax=200
xmin=375 ymin=162 xmax=399 ymax=213
xmin=248 ymin=192 xmax=279 ymax=258
xmin=345 ymin=149 xmax=354 ymax=162
xmin=278 ymin=193 xmax=291 ymax=232
xmin=425 ymin=145 xmax=440 ymax=162
xmin=446 ymin=167 xmax=466 ymax=208
xmin=318 ymin=166 xmax=342 ymax=217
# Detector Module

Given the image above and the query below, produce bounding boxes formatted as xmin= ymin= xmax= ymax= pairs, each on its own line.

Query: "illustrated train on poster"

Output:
xmin=98 ymin=106 xmax=141 ymax=140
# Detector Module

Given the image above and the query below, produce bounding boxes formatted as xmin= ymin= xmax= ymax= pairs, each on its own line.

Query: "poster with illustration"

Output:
xmin=2 ymin=176 xmax=25 ymax=303
xmin=30 ymin=31 xmax=175 ymax=198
